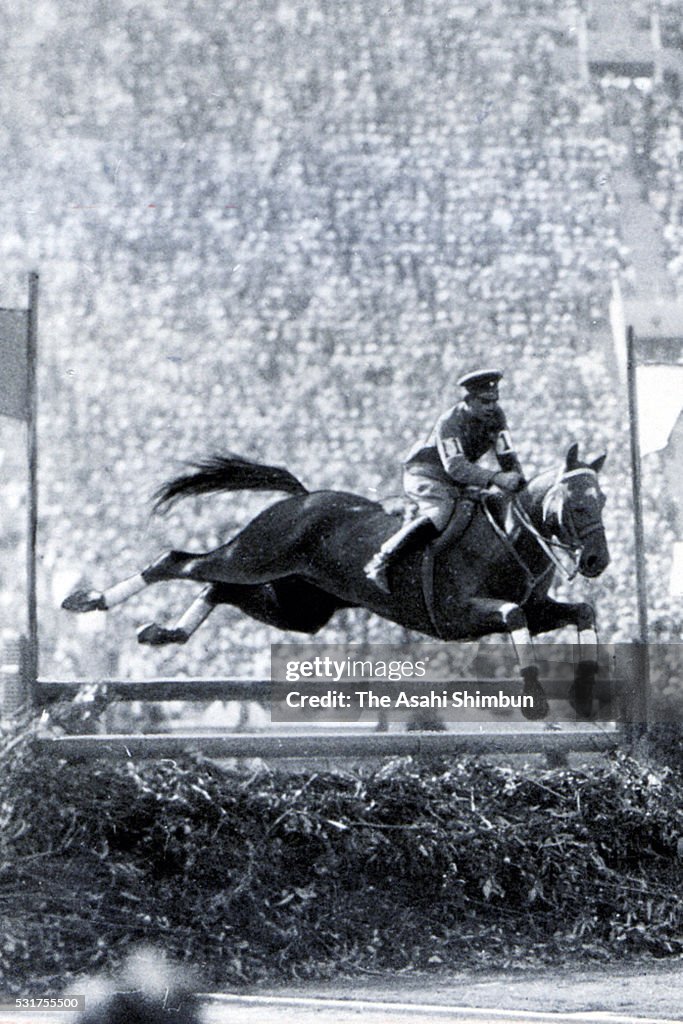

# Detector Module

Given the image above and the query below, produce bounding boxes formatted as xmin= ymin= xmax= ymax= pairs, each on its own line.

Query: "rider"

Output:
xmin=364 ymin=368 xmax=527 ymax=593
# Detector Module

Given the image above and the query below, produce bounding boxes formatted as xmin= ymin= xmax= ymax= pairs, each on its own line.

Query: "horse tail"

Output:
xmin=152 ymin=452 xmax=309 ymax=513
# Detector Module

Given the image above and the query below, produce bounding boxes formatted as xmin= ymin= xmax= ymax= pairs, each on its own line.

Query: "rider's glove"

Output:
xmin=492 ymin=471 xmax=526 ymax=493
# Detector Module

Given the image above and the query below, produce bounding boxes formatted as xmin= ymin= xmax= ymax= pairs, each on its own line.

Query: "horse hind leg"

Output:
xmin=62 ymin=550 xmax=196 ymax=613
xmin=135 ymin=581 xmax=289 ymax=647
xmin=139 ymin=577 xmax=347 ymax=647
xmin=137 ymin=583 xmax=218 ymax=646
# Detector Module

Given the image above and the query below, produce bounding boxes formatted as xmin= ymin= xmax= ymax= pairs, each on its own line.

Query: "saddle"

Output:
xmin=380 ymin=489 xmax=511 ymax=529
xmin=381 ymin=486 xmax=515 ymax=537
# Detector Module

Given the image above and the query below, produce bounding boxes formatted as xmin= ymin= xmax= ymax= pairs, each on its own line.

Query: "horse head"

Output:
xmin=531 ymin=442 xmax=610 ymax=579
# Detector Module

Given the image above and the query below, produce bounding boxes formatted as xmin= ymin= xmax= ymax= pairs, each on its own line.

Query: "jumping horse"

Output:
xmin=63 ymin=442 xmax=609 ymax=720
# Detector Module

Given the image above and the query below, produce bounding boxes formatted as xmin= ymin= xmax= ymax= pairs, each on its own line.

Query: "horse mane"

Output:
xmin=152 ymin=452 xmax=309 ymax=513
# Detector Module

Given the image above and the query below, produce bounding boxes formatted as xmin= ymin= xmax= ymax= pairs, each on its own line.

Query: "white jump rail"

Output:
xmin=37 ymin=728 xmax=619 ymax=760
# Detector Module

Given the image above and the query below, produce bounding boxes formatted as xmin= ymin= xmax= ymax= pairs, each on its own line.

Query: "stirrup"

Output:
xmin=364 ymin=554 xmax=391 ymax=593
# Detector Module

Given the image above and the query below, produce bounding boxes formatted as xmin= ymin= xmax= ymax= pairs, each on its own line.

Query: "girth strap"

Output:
xmin=419 ymin=498 xmax=478 ymax=639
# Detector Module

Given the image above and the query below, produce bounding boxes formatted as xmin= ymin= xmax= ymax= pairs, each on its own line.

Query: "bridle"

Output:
xmin=482 ymin=467 xmax=605 ymax=601
xmin=537 ymin=466 xmax=604 ymax=553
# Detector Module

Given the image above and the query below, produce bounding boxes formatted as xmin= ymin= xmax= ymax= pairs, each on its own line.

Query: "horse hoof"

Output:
xmin=406 ymin=717 xmax=447 ymax=732
xmin=137 ymin=622 xmax=189 ymax=646
xmin=568 ymin=681 xmax=594 ymax=720
xmin=62 ymin=589 xmax=106 ymax=613
xmin=521 ymin=681 xmax=549 ymax=721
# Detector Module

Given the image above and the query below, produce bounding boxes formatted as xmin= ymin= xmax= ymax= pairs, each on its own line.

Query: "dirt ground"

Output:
xmin=2 ymin=960 xmax=682 ymax=1024
xmin=246 ymin=960 xmax=683 ymax=1020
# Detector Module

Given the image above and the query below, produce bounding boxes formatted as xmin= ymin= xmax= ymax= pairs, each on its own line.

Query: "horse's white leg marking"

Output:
xmin=577 ymin=627 xmax=598 ymax=664
xmin=509 ymin=627 xmax=536 ymax=672
xmin=102 ymin=573 xmax=147 ymax=608
xmin=174 ymin=588 xmax=215 ymax=637
xmin=501 ymin=603 xmax=548 ymax=720
xmin=500 ymin=602 xmax=537 ymax=672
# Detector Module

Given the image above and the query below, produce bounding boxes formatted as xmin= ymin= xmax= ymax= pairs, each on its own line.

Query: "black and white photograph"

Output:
xmin=1 ymin=1 xmax=683 ymax=1021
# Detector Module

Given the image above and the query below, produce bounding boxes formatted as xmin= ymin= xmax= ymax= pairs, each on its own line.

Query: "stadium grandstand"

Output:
xmin=0 ymin=0 xmax=681 ymax=711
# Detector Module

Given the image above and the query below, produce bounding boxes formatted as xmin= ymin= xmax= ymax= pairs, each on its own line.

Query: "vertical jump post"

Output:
xmin=25 ymin=272 xmax=39 ymax=702
xmin=625 ymin=324 xmax=650 ymax=733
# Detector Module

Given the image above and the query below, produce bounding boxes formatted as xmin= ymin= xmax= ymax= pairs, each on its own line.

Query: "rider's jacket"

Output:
xmin=404 ymin=401 xmax=523 ymax=489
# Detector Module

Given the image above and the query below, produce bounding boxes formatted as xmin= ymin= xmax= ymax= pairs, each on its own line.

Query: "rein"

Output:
xmin=512 ymin=501 xmax=580 ymax=580
xmin=482 ymin=502 xmax=555 ymax=604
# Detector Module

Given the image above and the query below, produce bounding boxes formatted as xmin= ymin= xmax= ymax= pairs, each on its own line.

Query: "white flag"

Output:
xmin=636 ymin=364 xmax=683 ymax=456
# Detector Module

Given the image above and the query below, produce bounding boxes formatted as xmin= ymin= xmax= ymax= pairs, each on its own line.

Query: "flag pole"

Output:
xmin=26 ymin=272 xmax=39 ymax=702
xmin=626 ymin=324 xmax=649 ymax=731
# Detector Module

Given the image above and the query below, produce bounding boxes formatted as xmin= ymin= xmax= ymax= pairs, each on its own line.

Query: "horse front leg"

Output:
xmin=62 ymin=549 xmax=196 ymax=613
xmin=573 ymin=611 xmax=600 ymax=720
xmin=525 ymin=597 xmax=598 ymax=719
xmin=466 ymin=598 xmax=548 ymax=720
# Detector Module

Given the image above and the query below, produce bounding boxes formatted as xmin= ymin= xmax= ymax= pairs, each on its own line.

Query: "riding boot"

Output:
xmin=364 ymin=516 xmax=438 ymax=593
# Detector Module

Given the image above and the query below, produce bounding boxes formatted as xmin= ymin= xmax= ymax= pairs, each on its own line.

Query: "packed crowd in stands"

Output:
xmin=592 ymin=60 xmax=683 ymax=689
xmin=632 ymin=83 xmax=683 ymax=290
xmin=0 ymin=0 xmax=681 ymax=694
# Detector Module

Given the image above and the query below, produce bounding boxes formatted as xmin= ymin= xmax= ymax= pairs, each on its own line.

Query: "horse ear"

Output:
xmin=565 ymin=442 xmax=580 ymax=470
xmin=589 ymin=451 xmax=607 ymax=474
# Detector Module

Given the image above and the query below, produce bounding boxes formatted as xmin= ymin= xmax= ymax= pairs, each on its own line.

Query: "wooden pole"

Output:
xmin=651 ymin=2 xmax=663 ymax=86
xmin=626 ymin=325 xmax=649 ymax=731
xmin=36 ymin=675 xmax=563 ymax=704
xmin=26 ymin=272 xmax=39 ymax=702
xmin=37 ymin=728 xmax=619 ymax=761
